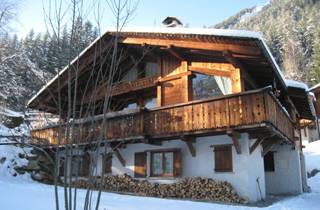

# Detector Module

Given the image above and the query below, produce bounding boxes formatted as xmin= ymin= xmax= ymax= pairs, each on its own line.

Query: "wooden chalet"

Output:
xmin=300 ymin=83 xmax=320 ymax=145
xmin=27 ymin=27 xmax=314 ymax=201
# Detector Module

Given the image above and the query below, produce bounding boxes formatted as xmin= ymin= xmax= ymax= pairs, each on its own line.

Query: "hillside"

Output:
xmin=214 ymin=0 xmax=320 ymax=85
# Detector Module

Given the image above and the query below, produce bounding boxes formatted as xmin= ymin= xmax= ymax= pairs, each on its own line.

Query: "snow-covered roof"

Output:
xmin=27 ymin=26 xmax=288 ymax=107
xmin=285 ymin=79 xmax=309 ymax=90
xmin=0 ymin=107 xmax=23 ymax=118
xmin=309 ymin=83 xmax=320 ymax=92
xmin=114 ymin=26 xmax=263 ymax=38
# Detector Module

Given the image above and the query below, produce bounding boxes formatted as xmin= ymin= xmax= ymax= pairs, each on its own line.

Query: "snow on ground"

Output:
xmin=0 ymin=139 xmax=319 ymax=210
xmin=239 ymin=1 xmax=270 ymax=23
xmin=304 ymin=141 xmax=320 ymax=172
xmin=0 ymin=123 xmax=29 ymax=137
xmin=0 ymin=174 xmax=319 ymax=210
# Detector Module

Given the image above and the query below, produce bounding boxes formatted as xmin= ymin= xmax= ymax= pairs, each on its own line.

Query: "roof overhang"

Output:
xmin=286 ymin=80 xmax=315 ymax=120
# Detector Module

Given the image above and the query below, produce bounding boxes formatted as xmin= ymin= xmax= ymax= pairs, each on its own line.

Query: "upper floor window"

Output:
xmin=145 ymin=97 xmax=157 ymax=109
xmin=144 ymin=62 xmax=158 ymax=78
xmin=121 ymin=61 xmax=158 ymax=82
xmin=193 ymin=73 xmax=232 ymax=100
xmin=121 ymin=66 xmax=138 ymax=82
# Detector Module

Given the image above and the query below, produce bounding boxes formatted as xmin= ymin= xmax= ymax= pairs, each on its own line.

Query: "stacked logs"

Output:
xmin=72 ymin=174 xmax=245 ymax=203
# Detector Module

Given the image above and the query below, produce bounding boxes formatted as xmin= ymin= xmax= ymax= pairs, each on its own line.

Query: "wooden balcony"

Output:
xmin=30 ymin=87 xmax=295 ymax=146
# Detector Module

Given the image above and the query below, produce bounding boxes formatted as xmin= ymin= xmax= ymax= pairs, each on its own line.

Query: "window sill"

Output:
xmin=147 ymin=176 xmax=179 ymax=180
xmin=214 ymin=170 xmax=234 ymax=174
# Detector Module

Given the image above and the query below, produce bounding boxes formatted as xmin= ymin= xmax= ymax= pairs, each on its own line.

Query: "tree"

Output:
xmin=310 ymin=31 xmax=320 ymax=85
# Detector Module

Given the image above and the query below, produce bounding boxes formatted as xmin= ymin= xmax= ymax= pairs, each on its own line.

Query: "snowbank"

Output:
xmin=0 ymin=120 xmax=31 ymax=180
xmin=0 ymin=172 xmax=319 ymax=210
xmin=0 ymin=138 xmax=31 ymax=180
xmin=304 ymin=141 xmax=320 ymax=173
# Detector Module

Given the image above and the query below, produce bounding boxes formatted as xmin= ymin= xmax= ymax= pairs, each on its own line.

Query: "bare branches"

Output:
xmin=0 ymin=0 xmax=18 ymax=33
xmin=35 ymin=0 xmax=141 ymax=210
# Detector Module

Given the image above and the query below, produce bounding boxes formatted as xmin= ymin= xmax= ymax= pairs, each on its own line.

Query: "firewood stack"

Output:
xmin=72 ymin=174 xmax=245 ymax=203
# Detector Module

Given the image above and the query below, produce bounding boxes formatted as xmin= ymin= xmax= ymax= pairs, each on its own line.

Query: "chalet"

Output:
xmin=300 ymin=83 xmax=320 ymax=146
xmin=27 ymin=27 xmax=315 ymax=202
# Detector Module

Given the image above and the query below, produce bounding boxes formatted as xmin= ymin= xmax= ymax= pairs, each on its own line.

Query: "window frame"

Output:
xmin=150 ymin=149 xmax=180 ymax=177
xmin=264 ymin=151 xmax=275 ymax=172
xmin=213 ymin=144 xmax=233 ymax=172
xmin=103 ymin=153 xmax=112 ymax=174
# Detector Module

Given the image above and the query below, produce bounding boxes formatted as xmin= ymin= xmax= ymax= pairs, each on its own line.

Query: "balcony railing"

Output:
xmin=30 ymin=87 xmax=294 ymax=145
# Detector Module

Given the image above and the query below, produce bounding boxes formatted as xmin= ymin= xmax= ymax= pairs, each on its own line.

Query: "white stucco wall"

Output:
xmin=265 ymin=144 xmax=303 ymax=195
xmin=93 ymin=134 xmax=266 ymax=202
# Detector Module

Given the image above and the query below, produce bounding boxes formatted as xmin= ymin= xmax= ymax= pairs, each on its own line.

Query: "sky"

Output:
xmin=12 ymin=0 xmax=269 ymax=37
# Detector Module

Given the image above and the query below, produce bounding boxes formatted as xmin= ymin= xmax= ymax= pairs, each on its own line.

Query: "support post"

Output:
xmin=181 ymin=136 xmax=196 ymax=157
xmin=113 ymin=148 xmax=126 ymax=166
xmin=250 ymin=137 xmax=265 ymax=154
xmin=227 ymin=128 xmax=241 ymax=154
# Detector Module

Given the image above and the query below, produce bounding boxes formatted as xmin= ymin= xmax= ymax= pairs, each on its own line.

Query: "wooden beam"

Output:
xmin=181 ymin=61 xmax=191 ymax=102
xmin=81 ymin=76 xmax=157 ymax=104
xmin=41 ymin=38 xmax=113 ymax=104
xmin=163 ymin=45 xmax=185 ymax=61
xmin=181 ymin=136 xmax=196 ymax=157
xmin=143 ymin=138 xmax=162 ymax=146
xmin=262 ymin=138 xmax=278 ymax=156
xmin=122 ymin=37 xmax=261 ymax=56
xmin=223 ymin=50 xmax=257 ymax=89
xmin=157 ymin=71 xmax=192 ymax=83
xmin=188 ymin=66 xmax=231 ymax=77
xmin=249 ymin=137 xmax=265 ymax=154
xmin=113 ymin=148 xmax=126 ymax=166
xmin=227 ymin=129 xmax=241 ymax=154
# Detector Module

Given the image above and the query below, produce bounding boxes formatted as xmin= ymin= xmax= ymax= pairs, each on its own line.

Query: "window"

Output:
xmin=150 ymin=150 xmax=181 ymax=177
xmin=264 ymin=152 xmax=275 ymax=172
xmin=80 ymin=153 xmax=91 ymax=177
xmin=192 ymin=73 xmax=232 ymax=100
xmin=214 ymin=145 xmax=233 ymax=172
xmin=121 ymin=67 xmax=138 ymax=82
xmin=122 ymin=102 xmax=137 ymax=111
xmin=134 ymin=152 xmax=147 ymax=178
xmin=144 ymin=62 xmax=158 ymax=78
xmin=58 ymin=157 xmax=65 ymax=176
xmin=103 ymin=154 xmax=112 ymax=174
xmin=71 ymin=156 xmax=81 ymax=176
xmin=145 ymin=97 xmax=157 ymax=109
xmin=303 ymin=127 xmax=307 ymax=137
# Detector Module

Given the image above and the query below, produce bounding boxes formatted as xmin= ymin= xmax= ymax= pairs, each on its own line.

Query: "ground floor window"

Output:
xmin=213 ymin=145 xmax=233 ymax=172
xmin=151 ymin=150 xmax=181 ymax=177
xmin=264 ymin=151 xmax=275 ymax=172
xmin=103 ymin=154 xmax=112 ymax=174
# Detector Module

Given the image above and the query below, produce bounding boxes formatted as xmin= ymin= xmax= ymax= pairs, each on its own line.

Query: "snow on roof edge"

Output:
xmin=258 ymin=38 xmax=287 ymax=88
xmin=285 ymin=79 xmax=309 ymax=90
xmin=112 ymin=26 xmax=263 ymax=39
xmin=309 ymin=83 xmax=320 ymax=92
xmin=26 ymin=26 xmax=286 ymax=107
